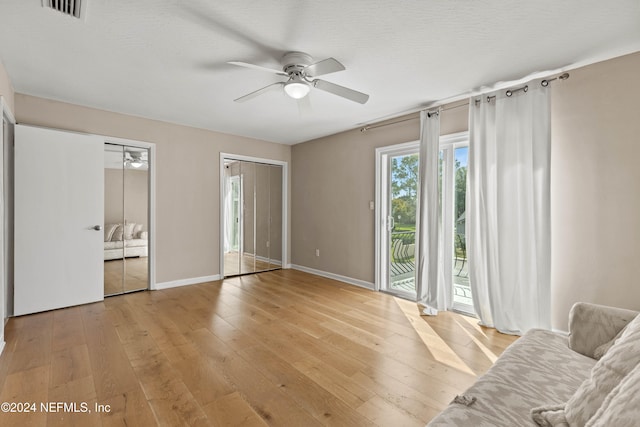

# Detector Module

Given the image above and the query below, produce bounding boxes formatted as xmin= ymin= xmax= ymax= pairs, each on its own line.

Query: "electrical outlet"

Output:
xmin=369 ymin=200 xmax=375 ymax=210
xmin=315 ymin=249 xmax=320 ymax=257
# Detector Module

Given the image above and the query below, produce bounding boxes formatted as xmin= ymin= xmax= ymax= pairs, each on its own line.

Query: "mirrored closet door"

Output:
xmin=223 ymin=159 xmax=283 ymax=277
xmin=104 ymin=144 xmax=150 ymax=296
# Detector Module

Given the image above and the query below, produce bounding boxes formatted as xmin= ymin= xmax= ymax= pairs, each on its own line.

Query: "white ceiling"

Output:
xmin=1 ymin=1 xmax=639 ymax=145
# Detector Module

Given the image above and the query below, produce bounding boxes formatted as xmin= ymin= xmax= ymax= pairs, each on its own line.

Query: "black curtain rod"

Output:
xmin=362 ymin=72 xmax=570 ymax=131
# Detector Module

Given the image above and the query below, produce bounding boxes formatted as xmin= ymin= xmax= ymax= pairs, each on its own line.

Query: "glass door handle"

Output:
xmin=387 ymin=216 xmax=395 ymax=231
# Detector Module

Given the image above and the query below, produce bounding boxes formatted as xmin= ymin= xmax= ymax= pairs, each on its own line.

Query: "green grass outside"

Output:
xmin=393 ymin=224 xmax=416 ymax=232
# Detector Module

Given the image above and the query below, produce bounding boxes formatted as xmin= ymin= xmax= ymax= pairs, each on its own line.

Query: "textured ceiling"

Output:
xmin=0 ymin=0 xmax=639 ymax=144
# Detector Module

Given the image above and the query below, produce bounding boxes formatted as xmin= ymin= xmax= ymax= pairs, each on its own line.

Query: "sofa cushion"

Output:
xmin=104 ymin=223 xmax=119 ymax=242
xmin=125 ymin=239 xmax=147 ymax=248
xmin=585 ymin=361 xmax=640 ymax=427
xmin=592 ymin=325 xmax=626 ymax=360
xmin=426 ymin=329 xmax=596 ymax=427
xmin=568 ymin=303 xmax=638 ymax=359
xmin=565 ymin=313 xmax=640 ymax=426
xmin=104 ymin=241 xmax=124 ymax=250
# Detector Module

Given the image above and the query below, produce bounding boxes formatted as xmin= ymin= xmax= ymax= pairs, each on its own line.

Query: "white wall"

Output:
xmin=0 ymin=61 xmax=14 ymax=114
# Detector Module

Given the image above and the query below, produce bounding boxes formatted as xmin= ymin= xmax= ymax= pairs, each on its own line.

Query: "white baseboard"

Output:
xmin=0 ymin=340 xmax=5 ymax=357
xmin=290 ymin=264 xmax=374 ymax=290
xmin=153 ymin=274 xmax=221 ymax=290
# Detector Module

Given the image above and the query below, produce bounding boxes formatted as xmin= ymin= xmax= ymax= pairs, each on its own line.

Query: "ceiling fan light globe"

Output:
xmin=284 ymin=81 xmax=310 ymax=99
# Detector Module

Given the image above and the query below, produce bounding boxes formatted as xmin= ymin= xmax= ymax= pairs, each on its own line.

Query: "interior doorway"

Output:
xmin=221 ymin=154 xmax=287 ymax=278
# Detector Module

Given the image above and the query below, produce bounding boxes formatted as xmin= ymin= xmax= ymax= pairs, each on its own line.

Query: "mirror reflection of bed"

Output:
xmin=104 ymin=144 xmax=149 ymax=296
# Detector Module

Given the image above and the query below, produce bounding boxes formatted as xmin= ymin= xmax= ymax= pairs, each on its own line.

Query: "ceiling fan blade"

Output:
xmin=304 ymin=58 xmax=345 ymax=77
xmin=234 ymin=82 xmax=285 ymax=103
xmin=228 ymin=61 xmax=287 ymax=76
xmin=313 ymin=79 xmax=369 ymax=104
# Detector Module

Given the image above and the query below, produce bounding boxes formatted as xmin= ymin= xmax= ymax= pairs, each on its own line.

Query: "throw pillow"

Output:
xmin=564 ymin=313 xmax=640 ymax=426
xmin=133 ymin=223 xmax=143 ymax=238
xmin=111 ymin=224 xmax=124 ymax=241
xmin=585 ymin=362 xmax=640 ymax=427
xmin=123 ymin=223 xmax=135 ymax=240
xmin=531 ymin=404 xmax=569 ymax=426
xmin=104 ymin=223 xmax=118 ymax=242
xmin=593 ymin=325 xmax=627 ymax=360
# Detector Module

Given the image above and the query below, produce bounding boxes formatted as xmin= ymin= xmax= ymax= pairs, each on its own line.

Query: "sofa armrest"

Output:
xmin=568 ymin=302 xmax=638 ymax=358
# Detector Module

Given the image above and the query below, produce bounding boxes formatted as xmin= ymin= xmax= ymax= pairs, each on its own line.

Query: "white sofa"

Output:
xmin=427 ymin=302 xmax=640 ymax=426
xmin=104 ymin=223 xmax=148 ymax=261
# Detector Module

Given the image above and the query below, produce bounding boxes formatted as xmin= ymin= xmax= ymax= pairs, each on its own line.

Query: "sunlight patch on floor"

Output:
xmin=453 ymin=318 xmax=499 ymax=363
xmin=393 ymin=297 xmax=476 ymax=376
xmin=458 ymin=312 xmax=489 ymax=338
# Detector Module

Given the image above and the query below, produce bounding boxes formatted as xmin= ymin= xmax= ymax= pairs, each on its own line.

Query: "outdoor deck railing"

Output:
xmin=390 ymin=231 xmax=415 ymax=276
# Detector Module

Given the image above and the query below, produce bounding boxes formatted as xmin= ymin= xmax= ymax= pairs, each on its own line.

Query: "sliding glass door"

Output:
xmin=378 ymin=145 xmax=419 ymax=299
xmin=439 ymin=133 xmax=474 ymax=314
xmin=377 ymin=133 xmax=473 ymax=313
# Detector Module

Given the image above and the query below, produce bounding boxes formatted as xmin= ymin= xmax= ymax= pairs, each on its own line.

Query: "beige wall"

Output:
xmin=550 ymin=52 xmax=640 ymax=329
xmin=292 ymin=51 xmax=640 ymax=330
xmin=291 ymin=105 xmax=468 ymax=284
xmin=0 ymin=60 xmax=14 ymax=114
xmin=15 ymin=94 xmax=291 ymax=284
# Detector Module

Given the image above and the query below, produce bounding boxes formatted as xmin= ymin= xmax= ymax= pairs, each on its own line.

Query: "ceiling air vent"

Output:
xmin=42 ymin=0 xmax=86 ymax=20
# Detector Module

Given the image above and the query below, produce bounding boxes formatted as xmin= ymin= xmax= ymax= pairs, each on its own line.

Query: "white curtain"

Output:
xmin=418 ymin=110 xmax=449 ymax=315
xmin=468 ymin=81 xmax=551 ymax=334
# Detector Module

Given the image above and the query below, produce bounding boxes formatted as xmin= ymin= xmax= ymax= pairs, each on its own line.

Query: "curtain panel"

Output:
xmin=418 ymin=110 xmax=449 ymax=315
xmin=468 ymin=82 xmax=552 ymax=334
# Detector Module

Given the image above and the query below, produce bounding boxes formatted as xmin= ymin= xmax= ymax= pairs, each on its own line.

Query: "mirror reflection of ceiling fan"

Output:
xmin=124 ymin=151 xmax=148 ymax=168
xmin=229 ymin=51 xmax=369 ymax=104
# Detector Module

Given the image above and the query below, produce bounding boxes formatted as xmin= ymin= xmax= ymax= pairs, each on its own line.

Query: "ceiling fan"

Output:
xmin=229 ymin=51 xmax=369 ymax=104
xmin=124 ymin=151 xmax=148 ymax=168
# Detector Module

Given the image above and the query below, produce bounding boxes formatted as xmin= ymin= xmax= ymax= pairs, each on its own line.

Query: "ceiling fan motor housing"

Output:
xmin=282 ymin=51 xmax=313 ymax=77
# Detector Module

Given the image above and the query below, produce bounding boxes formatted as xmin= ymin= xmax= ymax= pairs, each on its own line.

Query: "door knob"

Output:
xmin=93 ymin=225 xmax=103 ymax=231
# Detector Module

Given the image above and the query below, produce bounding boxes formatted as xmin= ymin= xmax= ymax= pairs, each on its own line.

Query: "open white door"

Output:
xmin=14 ymin=125 xmax=104 ymax=316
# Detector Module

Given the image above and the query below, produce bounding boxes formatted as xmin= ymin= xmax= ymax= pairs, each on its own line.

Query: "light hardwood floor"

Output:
xmin=0 ymin=270 xmax=517 ymax=426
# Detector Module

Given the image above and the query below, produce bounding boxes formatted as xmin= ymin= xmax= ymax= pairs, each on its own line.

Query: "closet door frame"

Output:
xmin=219 ymin=153 xmax=288 ymax=278
xmin=105 ymin=136 xmax=157 ymax=291
xmin=0 ymin=96 xmax=15 ymax=351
